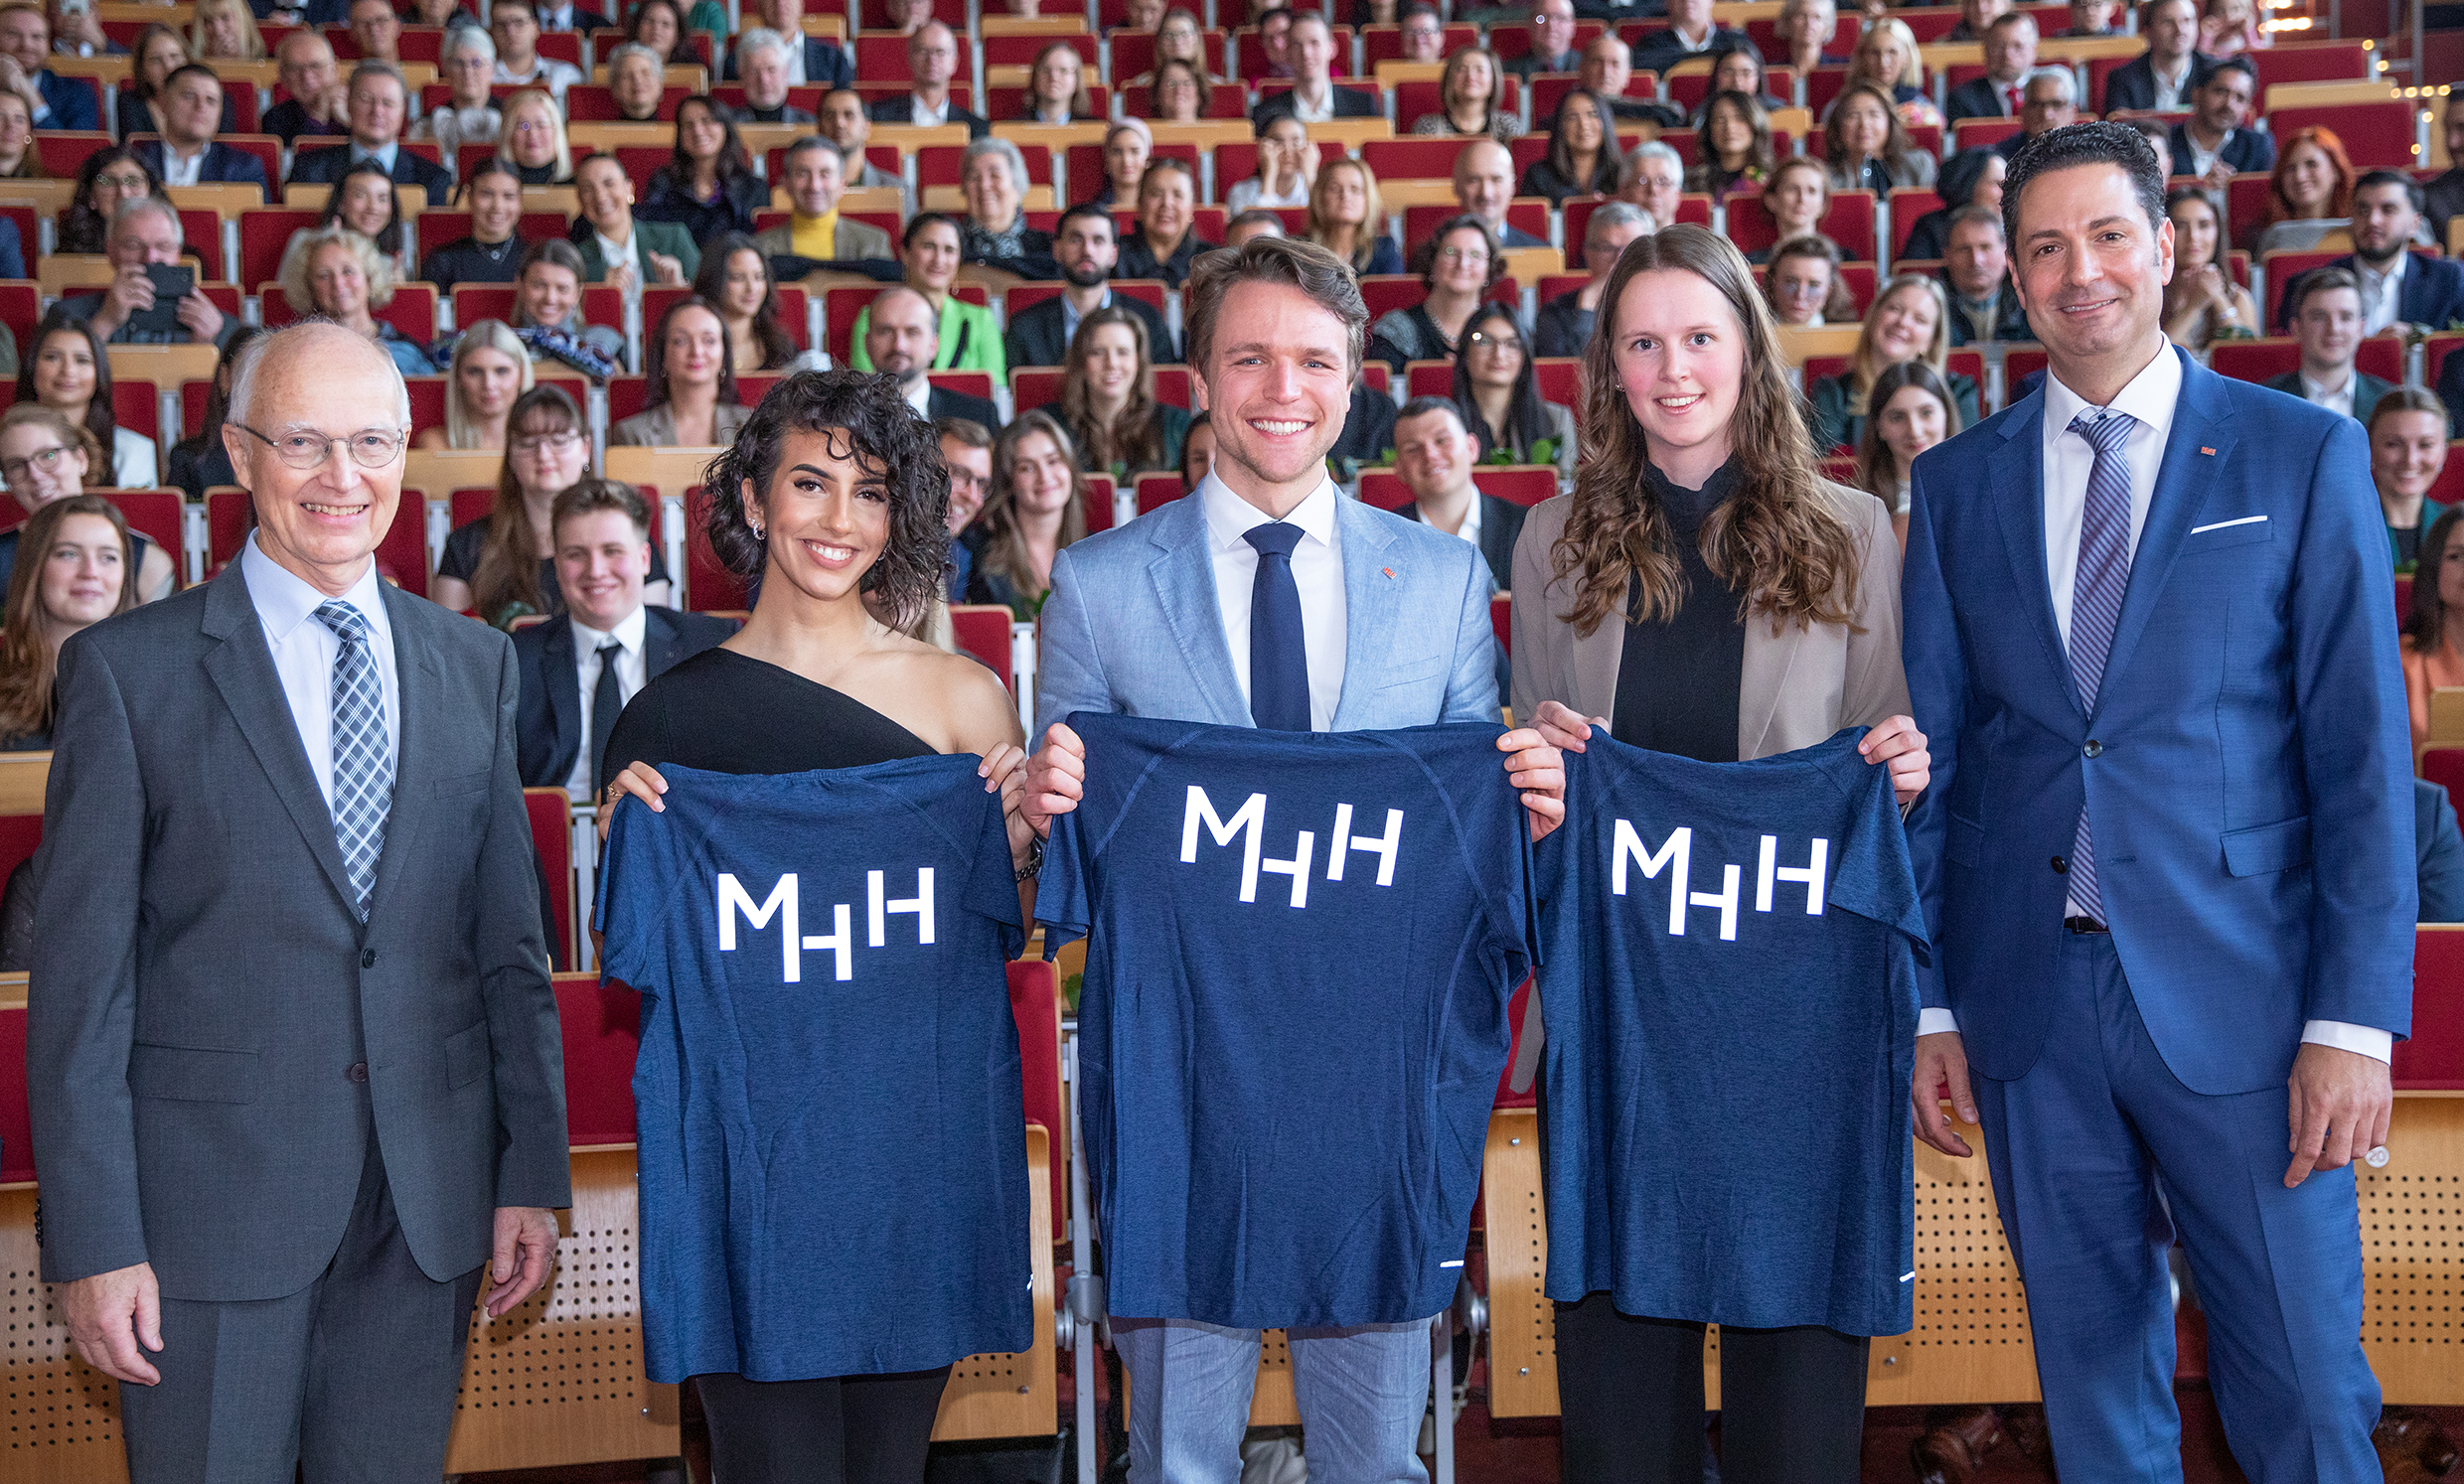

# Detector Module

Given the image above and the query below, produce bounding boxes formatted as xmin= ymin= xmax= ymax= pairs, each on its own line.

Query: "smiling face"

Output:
xmin=574 ymin=156 xmax=636 ymax=232
xmin=308 ymin=240 xmax=370 ymax=319
xmin=1836 ymin=89 xmax=1890 ymax=158
xmin=1877 ymin=383 xmax=1947 ymax=469
xmin=1559 ymin=94 xmax=1605 ymax=154
xmin=471 ymin=170 xmax=523 ymax=240
xmin=1431 ymin=225 xmax=1492 ymax=296
xmin=2282 ymin=140 xmax=2336 ymax=214
xmin=939 ymin=432 xmax=990 ymax=531
xmin=37 ymin=512 xmax=124 ymax=626
xmin=720 ymin=247 xmax=768 ymax=318
xmin=1105 ymin=128 xmax=1150 ymax=195
xmin=2167 ymin=193 xmax=2219 ymax=269
xmin=1610 ymin=267 xmax=1744 ymax=480
xmin=0 ymin=7 xmax=46 ymax=70
xmin=1392 ymin=406 xmax=1475 ymax=501
xmin=754 ymin=427 xmax=894 ymax=605
xmin=2291 ymin=284 xmax=2360 ymax=372
xmin=200 ymin=2 xmax=242 ymax=55
xmin=506 ymin=97 xmax=559 ymax=166
xmin=663 ymin=305 xmax=724 ymax=389
xmin=1139 ymin=164 xmax=1192 ymax=242
xmin=32 ymin=330 xmax=95 ymax=418
xmin=1771 ymin=251 xmax=1834 ymax=324
xmin=339 ymin=173 xmax=392 ymax=237
xmin=456 ymin=345 xmax=523 ymax=420
xmin=1463 ymin=314 xmax=1524 ymax=388
xmin=903 ymin=219 xmax=960 ymax=293
xmin=0 ymin=93 xmax=29 ymax=166
xmin=507 ymin=403 xmax=586 ymax=496
xmin=2373 ymin=409 xmax=2449 ymax=501
xmin=1080 ymin=321 xmax=1141 ymax=405
xmin=1194 ymin=278 xmax=1354 ymax=514
xmin=552 ymin=506 xmax=649 ymax=632
xmin=518 ymin=259 xmax=579 ymax=326
xmin=678 ymin=100 xmax=726 ymax=163
xmin=225 ymin=328 xmax=407 ymax=595
xmin=1005 ymin=430 xmax=1076 ymax=519
xmin=786 ymin=142 xmax=844 ymax=218
xmin=2007 ymin=161 xmax=2174 ymax=371
xmin=0 ymin=423 xmax=87 ymax=511
xmin=963 ymin=151 xmax=1018 ymax=229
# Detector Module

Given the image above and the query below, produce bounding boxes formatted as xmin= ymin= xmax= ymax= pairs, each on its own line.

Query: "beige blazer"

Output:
xmin=1508 ymin=480 xmax=1912 ymax=758
xmin=610 ymin=400 xmax=753 ymax=448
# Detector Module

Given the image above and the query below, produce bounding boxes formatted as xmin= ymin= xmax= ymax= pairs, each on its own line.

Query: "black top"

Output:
xmin=438 ymin=518 xmax=672 ymax=618
xmin=1533 ymin=289 xmax=1594 ymax=360
xmin=421 ymin=234 xmax=526 ymax=292
xmin=1115 ymin=231 xmax=1216 ymax=290
xmin=604 ymin=646 xmax=933 ymax=779
xmin=166 ymin=434 xmax=235 ymax=502
xmin=639 ymin=171 xmax=767 ymax=244
xmin=1610 ymin=458 xmax=1745 ymax=764
xmin=2394 ymin=522 xmax=2426 ymax=568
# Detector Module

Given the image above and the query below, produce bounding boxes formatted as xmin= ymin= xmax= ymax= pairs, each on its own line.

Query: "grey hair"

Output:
xmin=443 ymin=24 xmax=496 ymax=62
xmin=2025 ymin=64 xmax=2078 ymax=103
xmin=109 ymin=193 xmax=183 ymax=241
xmin=1585 ymin=200 xmax=1654 ymax=244
xmin=228 ymin=319 xmax=413 ymax=432
xmin=1622 ymin=139 xmax=1683 ymax=182
xmin=603 ymin=39 xmax=660 ymax=74
xmin=349 ymin=59 xmax=408 ymax=95
xmin=734 ymin=25 xmax=792 ymax=65
xmin=784 ymin=134 xmax=841 ymax=169
xmin=962 ymin=135 xmax=1028 ymax=192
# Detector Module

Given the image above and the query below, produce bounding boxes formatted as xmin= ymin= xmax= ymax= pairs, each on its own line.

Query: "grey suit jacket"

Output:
xmin=1035 ymin=485 xmax=1499 ymax=735
xmin=751 ymin=216 xmax=895 ymax=262
xmin=610 ymin=399 xmax=753 ymax=447
xmin=28 ymin=562 xmax=570 ymax=1299
xmin=1508 ymin=480 xmax=1910 ymax=757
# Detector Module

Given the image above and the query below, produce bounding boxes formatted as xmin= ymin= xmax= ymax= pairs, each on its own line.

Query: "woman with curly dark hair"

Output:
xmin=1506 ymin=222 xmax=1928 ymax=1484
xmin=594 ymin=368 xmax=1036 ymax=1484
xmin=59 ymin=148 xmax=163 ymax=256
xmin=640 ymin=95 xmax=766 ymax=242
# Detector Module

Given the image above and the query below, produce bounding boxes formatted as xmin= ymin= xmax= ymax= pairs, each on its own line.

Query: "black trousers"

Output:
xmin=1554 ymin=1295 xmax=1870 ymax=1484
xmin=693 ymin=1365 xmax=953 ymax=1484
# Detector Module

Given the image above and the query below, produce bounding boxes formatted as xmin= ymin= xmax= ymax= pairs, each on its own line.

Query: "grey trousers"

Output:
xmin=117 ymin=1139 xmax=488 ymax=1484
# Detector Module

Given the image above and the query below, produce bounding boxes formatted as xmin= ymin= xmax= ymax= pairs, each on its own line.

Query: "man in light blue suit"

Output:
xmin=1021 ymin=236 xmax=1566 ymax=1484
xmin=1902 ymin=122 xmax=2411 ymax=1483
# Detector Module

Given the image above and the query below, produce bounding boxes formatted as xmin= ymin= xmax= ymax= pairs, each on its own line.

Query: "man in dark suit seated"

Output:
xmin=864 ymin=21 xmax=989 ymax=139
xmin=59 ymin=196 xmax=239 ymax=347
xmin=1629 ymin=0 xmax=1748 ymax=76
xmin=515 ymin=481 xmax=735 ymax=795
xmin=2264 ymin=267 xmax=2394 ymax=423
xmin=723 ymin=0 xmax=853 ymax=87
xmin=1005 ymin=204 xmax=1178 ymax=370
xmin=1944 ymin=11 xmax=2037 ymax=121
xmin=2417 ymin=779 xmax=2464 ymax=923
xmin=1249 ymin=12 xmax=1378 ymax=127
xmin=1992 ymin=67 xmax=2079 ymax=158
xmin=1938 ymin=206 xmax=2034 ymax=345
xmin=870 ymin=285 xmax=1001 ymax=429
xmin=261 ymin=30 xmax=350 ymax=144
xmin=532 ymin=0 xmax=613 ymax=31
xmin=1503 ymin=0 xmax=1582 ymax=79
xmin=2101 ymin=0 xmax=2212 ymax=112
xmin=133 ymin=65 xmax=271 ymax=202
xmin=2338 ymin=171 xmax=2464 ymax=338
xmin=2442 ymin=343 xmax=2464 ymax=438
xmin=724 ymin=28 xmax=815 ymax=124
xmin=1455 ymin=139 xmax=1549 ymax=248
xmin=1390 ymin=396 xmax=1522 ymax=700
xmin=284 ymin=63 xmax=452 ymax=198
xmin=0 ymin=3 xmax=95 ymax=129
xmin=2163 ymin=56 xmax=2271 ymax=188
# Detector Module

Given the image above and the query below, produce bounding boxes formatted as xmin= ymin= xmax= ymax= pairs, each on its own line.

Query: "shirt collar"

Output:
xmin=903 ymin=375 xmax=931 ymax=417
xmin=354 ymin=140 xmax=397 ymax=169
xmin=596 ymin=221 xmax=635 ymax=258
xmin=570 ymin=603 xmax=647 ymax=656
xmin=2043 ymin=337 xmax=2183 ymax=437
xmin=240 ymin=529 xmax=386 ymax=645
xmin=2359 ymin=250 xmax=2407 ymax=287
xmin=1196 ymin=469 xmax=1339 ymax=554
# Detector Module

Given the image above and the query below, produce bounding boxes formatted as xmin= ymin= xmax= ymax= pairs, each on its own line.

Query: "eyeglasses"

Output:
xmin=93 ymin=171 xmax=150 ymax=191
xmin=233 ymin=424 xmax=408 ymax=470
xmin=511 ymin=430 xmax=583 ymax=456
xmin=1436 ymin=247 xmax=1489 ymax=265
xmin=0 ymin=445 xmax=71 ymax=483
xmin=1465 ymin=330 xmax=1522 ymax=351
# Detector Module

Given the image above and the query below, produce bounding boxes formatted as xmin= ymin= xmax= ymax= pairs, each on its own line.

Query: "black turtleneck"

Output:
xmin=1609 ymin=458 xmax=1747 ymax=764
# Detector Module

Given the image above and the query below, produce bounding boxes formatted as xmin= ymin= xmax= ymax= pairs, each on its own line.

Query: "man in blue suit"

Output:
xmin=1902 ymin=121 xmax=2411 ymax=1483
xmin=1021 ymin=237 xmax=1565 ymax=1484
xmin=132 ymin=66 xmax=271 ymax=203
xmin=2336 ymin=171 xmax=2464 ymax=338
xmin=283 ymin=63 xmax=452 ymax=199
xmin=0 ymin=3 xmax=96 ymax=129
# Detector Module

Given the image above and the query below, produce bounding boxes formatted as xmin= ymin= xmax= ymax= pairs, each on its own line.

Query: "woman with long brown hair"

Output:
xmin=1303 ymin=157 xmax=1403 ymax=275
xmin=960 ymin=409 xmax=1088 ymax=618
xmin=2252 ymin=125 xmax=2356 ymax=254
xmin=2399 ymin=504 xmax=2464 ymax=744
xmin=1803 ymin=274 xmax=1981 ymax=453
xmin=1059 ymin=308 xmax=1190 ymax=480
xmin=0 ymin=495 xmax=138 ymax=749
xmin=1508 ymin=222 xmax=1927 ymax=1484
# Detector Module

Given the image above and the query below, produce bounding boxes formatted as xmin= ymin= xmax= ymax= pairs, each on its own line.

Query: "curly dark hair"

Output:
xmin=703 ymin=370 xmax=949 ymax=630
xmin=318 ymin=160 xmax=405 ymax=256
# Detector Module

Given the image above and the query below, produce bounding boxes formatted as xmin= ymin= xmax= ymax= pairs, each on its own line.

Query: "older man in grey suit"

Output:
xmin=1021 ymin=236 xmax=1565 ymax=1484
xmin=28 ymin=321 xmax=569 ymax=1483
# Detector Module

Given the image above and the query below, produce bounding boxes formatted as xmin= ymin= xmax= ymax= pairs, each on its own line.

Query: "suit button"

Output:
xmin=2083 ymin=739 xmax=2103 ymax=758
xmin=2052 ymin=855 xmax=2069 ymax=874
xmin=346 ymin=1062 xmax=369 ymax=1084
xmin=361 ymin=949 xmax=377 ymax=968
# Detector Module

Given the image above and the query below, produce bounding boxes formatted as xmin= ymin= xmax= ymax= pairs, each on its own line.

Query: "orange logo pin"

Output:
xmin=2200 ymin=446 xmax=2216 ymax=456
xmin=1382 ymin=567 xmax=1396 ymax=578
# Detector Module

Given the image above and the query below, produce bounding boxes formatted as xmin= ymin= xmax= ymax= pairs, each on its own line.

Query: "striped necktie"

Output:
xmin=314 ymin=601 xmax=393 ymax=920
xmin=2064 ymin=408 xmax=2136 ymax=925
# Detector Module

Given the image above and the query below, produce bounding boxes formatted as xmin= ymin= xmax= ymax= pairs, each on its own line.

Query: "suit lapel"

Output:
xmin=1987 ymin=395 xmax=2080 ymax=714
xmin=2099 ymin=358 xmax=2233 ymax=695
xmin=1739 ymin=617 xmax=1801 ymax=760
xmin=1330 ymin=499 xmax=1403 ymax=729
xmin=643 ymin=608 xmax=683 ymax=678
xmin=362 ymin=584 xmax=444 ymax=918
xmin=199 ymin=565 xmax=359 ymax=911
xmin=543 ymin=618 xmax=582 ymax=778
xmin=1144 ymin=499 xmax=1250 ymax=726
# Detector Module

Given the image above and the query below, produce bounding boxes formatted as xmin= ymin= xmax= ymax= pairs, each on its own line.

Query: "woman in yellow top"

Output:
xmin=847 ymin=214 xmax=1007 ymax=380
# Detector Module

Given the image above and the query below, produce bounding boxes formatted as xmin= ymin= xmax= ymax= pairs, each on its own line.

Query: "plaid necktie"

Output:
xmin=315 ymin=601 xmax=393 ymax=920
xmin=2065 ymin=409 xmax=2136 ymax=925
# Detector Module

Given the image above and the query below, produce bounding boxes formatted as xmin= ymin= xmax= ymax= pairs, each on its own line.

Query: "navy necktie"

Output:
xmin=1243 ymin=521 xmax=1311 ymax=732
xmin=2065 ymin=408 xmax=2137 ymax=925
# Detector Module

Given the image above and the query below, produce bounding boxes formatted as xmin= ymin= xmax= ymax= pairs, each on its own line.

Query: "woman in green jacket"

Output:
xmin=848 ymin=213 xmax=1006 ymax=380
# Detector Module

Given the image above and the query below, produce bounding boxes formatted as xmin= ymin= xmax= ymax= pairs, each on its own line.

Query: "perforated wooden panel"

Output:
xmin=0 ymin=1186 xmax=128 ymax=1484
xmin=1482 ymin=1108 xmax=1558 ymax=1417
xmin=934 ymin=1125 xmax=1059 ymax=1441
xmin=2361 ymin=1095 xmax=2464 ymax=1407
xmin=1246 ymin=1329 xmax=1299 ymax=1426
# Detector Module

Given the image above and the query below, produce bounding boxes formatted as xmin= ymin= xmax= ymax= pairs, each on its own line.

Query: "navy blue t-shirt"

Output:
xmin=1535 ymin=729 xmax=1925 ymax=1336
xmin=596 ymin=757 xmax=1033 ymax=1382
xmin=1038 ymin=713 xmax=1537 ymax=1330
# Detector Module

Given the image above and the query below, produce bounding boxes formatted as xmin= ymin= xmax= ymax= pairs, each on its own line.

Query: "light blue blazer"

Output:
xmin=1900 ymin=348 xmax=2414 ymax=1096
xmin=1034 ymin=489 xmax=1500 ymax=736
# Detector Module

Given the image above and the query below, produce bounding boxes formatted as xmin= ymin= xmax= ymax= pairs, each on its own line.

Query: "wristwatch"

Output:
xmin=1014 ymin=834 xmax=1045 ymax=883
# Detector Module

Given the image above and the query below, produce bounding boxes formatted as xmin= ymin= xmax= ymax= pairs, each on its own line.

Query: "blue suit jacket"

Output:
xmin=1901 ymin=348 xmax=2414 ymax=1094
xmin=2329 ymin=251 xmax=2464 ymax=333
xmin=131 ymin=141 xmax=271 ymax=202
xmin=34 ymin=70 xmax=97 ymax=131
xmin=1034 ymin=485 xmax=1499 ymax=736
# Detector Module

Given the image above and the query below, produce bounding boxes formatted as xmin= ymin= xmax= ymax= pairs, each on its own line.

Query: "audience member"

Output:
xmin=1806 ymin=274 xmax=1981 ymax=450
xmin=262 ymin=29 xmax=347 ymax=143
xmin=2200 ymin=0 xmax=2265 ymax=55
xmin=1118 ymin=157 xmax=1214 ymax=288
xmin=883 ymin=0 xmax=935 ymax=38
xmin=627 ymin=0 xmax=700 ymax=65
xmin=1618 ymin=140 xmax=1686 ymax=229
xmin=1703 ymin=43 xmax=1787 ymax=119
xmin=409 ymin=0 xmax=484 ymax=26
xmin=513 ymin=239 xmax=626 ymax=375
xmin=1411 ymin=47 xmax=1516 ymax=140
xmin=1992 ymin=67 xmax=2079 ymax=158
xmin=2373 ymin=387 xmax=2451 ymax=566
xmin=2266 ymin=267 xmax=2389 ymax=422
xmin=117 ymin=24 xmax=212 ymax=139
xmin=2165 ymin=55 xmax=2270 ymax=187
xmin=1938 ymin=206 xmax=2032 ymax=343
xmin=1251 ymin=12 xmax=1377 ymax=126
xmin=346 ymin=0 xmax=401 ymax=62
xmin=2252 ymin=125 xmax=2356 ymax=254
xmin=2162 ymin=187 xmax=2259 ymax=349
xmin=416 ymin=319 xmax=532 ymax=452
xmin=435 ymin=384 xmax=674 ymax=621
xmin=47 ymin=0 xmax=119 ymax=58
xmin=288 ymin=64 xmax=453 ymax=197
xmin=1775 ymin=0 xmax=1846 ymax=74
xmin=1944 ymin=0 xmax=2010 ymax=44
xmin=1228 ymin=115 xmax=1316 ymax=212
xmin=641 ymin=95 xmax=766 ymax=240
xmin=1683 ymin=94 xmax=1770 ymax=199
xmin=1302 ymin=158 xmax=1400 ymax=276
xmin=1523 ymin=90 xmax=1621 ymax=205
xmin=2416 ymin=778 xmax=2464 ymax=923
xmin=0 ymin=3 xmax=96 ymax=128
xmin=867 ymin=22 xmax=990 ymax=136
xmin=697 ymin=234 xmax=825 ymax=374
xmin=0 ymin=91 xmax=33 ymax=179
xmin=1387 ymin=2 xmax=1439 ymax=62
xmin=1225 ymin=210 xmax=1285 ymax=246
xmin=753 ymin=136 xmax=894 ymax=264
xmin=1631 ymin=0 xmax=1746 ymax=73
xmin=1536 ymin=201 xmax=1653 ymax=355
xmin=1452 ymin=301 xmax=1579 ymax=476
xmin=60 ymin=196 xmax=235 ymax=348
xmin=1944 ymin=11 xmax=2036 ymax=120
xmin=938 ymin=415 xmax=994 ymax=589
xmin=1852 ymin=359 xmax=1961 ymax=545
xmin=1503 ymin=0 xmax=1579 ymax=78
xmin=281 ymin=225 xmax=432 ymax=376
xmin=614 ymin=297 xmax=749 ymax=447
xmin=1147 ymin=56 xmax=1208 ymax=121
xmin=2106 ymin=0 xmax=2213 ymax=108
xmin=2403 ymin=505 xmax=2464 ymax=742
xmin=19 ymin=314 xmax=149 ymax=490
xmin=2424 ymin=92 xmax=2464 ymax=247
xmin=571 ymin=152 xmax=698 ymax=291
xmin=849 ymin=216 xmax=1005 ymax=378
xmin=185 ymin=0 xmax=259 ymax=60
xmin=57 ymin=147 xmax=156 ymax=254
xmin=1369 ymin=214 xmax=1500 ymax=370
xmin=1006 ymin=205 xmax=1176 ymax=368
xmin=958 ymin=136 xmax=1055 ymax=276
xmin=0 ymin=405 xmax=170 ymax=597
xmin=727 ymin=29 xmax=815 ymax=123
xmin=1130 ymin=8 xmax=1221 ymax=88
xmin=1391 ymin=396 xmax=1525 ymax=595
xmin=1082 ymin=119 xmax=1151 ymax=209
xmin=497 ymin=89 xmax=573 ymax=184
xmin=1060 ymin=308 xmax=1189 ymax=479
xmin=962 ymin=408 xmax=1086 ymax=616
xmin=1585 ymin=35 xmax=1684 ymax=128
xmin=1018 ymin=39 xmax=1097 ymax=122
xmin=305 ymin=161 xmax=409 ymax=267
xmin=1825 ymin=80 xmax=1937 ymax=192
xmin=492 ymin=0 xmax=583 ymax=94
xmin=515 ymin=479 xmax=734 ymax=795
xmin=605 ymin=41 xmax=669 ymax=120
xmin=534 ymin=0 xmax=614 ymax=32
xmin=1903 ymin=151 xmax=2004 ymax=262
xmin=165 ymin=325 xmax=262 ymax=498
xmin=2442 ymin=343 xmax=2464 ymax=439
xmin=1457 ymin=139 xmax=1547 ymax=247
xmin=1763 ymin=232 xmax=1855 ymax=328
xmin=724 ymin=0 xmax=852 ymax=85
xmin=2065 ymin=0 xmax=2123 ymax=34
xmin=0 ymin=495 xmax=135 ymax=752
xmin=1846 ymin=18 xmax=1943 ymax=131
xmin=1177 ymin=409 xmax=1214 ymax=492
xmin=422 ymin=162 xmax=531 ymax=291
xmin=1747 ymin=157 xmax=1837 ymax=263
xmin=411 ymin=27 xmax=505 ymax=157
xmin=862 ymin=285 xmax=1002 ymax=426
xmin=1252 ymin=6 xmax=1295 ymax=78
xmin=2337 ymin=171 xmax=2464 ymax=337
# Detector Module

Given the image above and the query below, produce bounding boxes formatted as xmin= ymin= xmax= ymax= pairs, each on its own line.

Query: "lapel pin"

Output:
xmin=2200 ymin=446 xmax=2216 ymax=456
xmin=1382 ymin=566 xmax=1396 ymax=579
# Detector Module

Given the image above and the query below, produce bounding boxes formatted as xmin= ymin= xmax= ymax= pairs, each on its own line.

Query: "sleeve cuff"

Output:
xmin=2300 ymin=1019 xmax=2392 ymax=1063
xmin=1918 ymin=1007 xmax=1960 ymax=1037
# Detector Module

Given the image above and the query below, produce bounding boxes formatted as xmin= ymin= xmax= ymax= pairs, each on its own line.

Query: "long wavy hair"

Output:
xmin=443 ymin=319 xmax=533 ymax=450
xmin=0 ymin=495 xmax=136 ymax=743
xmin=1060 ymin=307 xmax=1161 ymax=476
xmin=1852 ymin=359 xmax=1961 ymax=503
xmin=1543 ymin=89 xmax=1622 ymax=196
xmin=2406 ymin=505 xmax=2464 ymax=656
xmin=18 ymin=312 xmax=120 ymax=480
xmin=474 ymin=383 xmax=586 ymax=623
xmin=2262 ymin=125 xmax=2356 ymax=228
xmin=641 ymin=295 xmax=740 ymax=412
xmin=693 ymin=232 xmax=797 ymax=369
xmin=1450 ymin=300 xmax=1552 ymax=461
xmin=1846 ymin=273 xmax=1955 ymax=408
xmin=651 ymin=94 xmax=757 ymax=201
xmin=1556 ymin=223 xmax=1861 ymax=637
xmin=1305 ymin=158 xmax=1387 ymax=273
xmin=974 ymin=410 xmax=1089 ymax=602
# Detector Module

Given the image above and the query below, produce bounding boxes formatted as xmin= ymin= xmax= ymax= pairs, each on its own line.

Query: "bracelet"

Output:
xmin=1014 ymin=834 xmax=1045 ymax=883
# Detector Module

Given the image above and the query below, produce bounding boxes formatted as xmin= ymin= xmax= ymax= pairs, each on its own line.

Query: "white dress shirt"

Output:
xmin=241 ymin=533 xmax=401 ymax=809
xmin=564 ymin=606 xmax=648 ymax=798
xmin=2298 ymin=370 xmax=2357 ymax=420
xmin=353 ymin=141 xmax=399 ymax=174
xmin=2150 ymin=57 xmax=2195 ymax=109
xmin=1917 ymin=342 xmax=2390 ymax=1062
xmin=902 ymin=374 xmax=932 ymax=419
xmin=1287 ymin=83 xmax=1336 ymax=123
xmin=2355 ymin=251 xmax=2406 ymax=336
xmin=907 ymin=92 xmax=950 ymax=126
xmin=1411 ymin=489 xmax=1483 ymax=554
xmin=1196 ymin=472 xmax=1347 ymax=731
xmin=157 ymin=142 xmax=207 ymax=188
